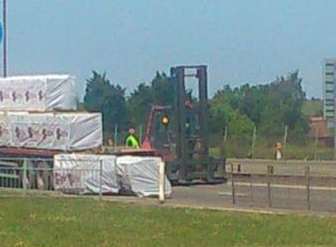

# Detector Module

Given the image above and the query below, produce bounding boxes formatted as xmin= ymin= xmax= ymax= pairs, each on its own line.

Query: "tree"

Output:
xmin=127 ymin=83 xmax=153 ymax=126
xmin=210 ymin=70 xmax=309 ymax=143
xmin=84 ymin=71 xmax=128 ymax=138
xmin=151 ymin=72 xmax=175 ymax=106
xmin=258 ymin=70 xmax=308 ymax=141
xmin=127 ymin=71 xmax=175 ymax=127
xmin=210 ymin=89 xmax=255 ymax=143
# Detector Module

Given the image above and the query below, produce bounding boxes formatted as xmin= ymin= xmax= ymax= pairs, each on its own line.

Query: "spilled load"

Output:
xmin=53 ymin=154 xmax=172 ymax=197
xmin=0 ymin=75 xmax=77 ymax=111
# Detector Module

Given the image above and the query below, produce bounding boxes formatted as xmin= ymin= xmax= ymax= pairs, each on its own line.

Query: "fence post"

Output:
xmin=249 ymin=179 xmax=253 ymax=207
xmin=267 ymin=165 xmax=273 ymax=208
xmin=305 ymin=166 xmax=311 ymax=210
xmin=251 ymin=126 xmax=257 ymax=159
xmin=99 ymin=159 xmax=103 ymax=200
xmin=283 ymin=125 xmax=288 ymax=147
xmin=314 ymin=129 xmax=319 ymax=160
xmin=224 ymin=126 xmax=228 ymax=143
xmin=159 ymin=161 xmax=165 ymax=203
xmin=139 ymin=125 xmax=143 ymax=144
xmin=283 ymin=125 xmax=288 ymax=159
xmin=231 ymin=163 xmax=236 ymax=205
xmin=114 ymin=125 xmax=118 ymax=149
xmin=23 ymin=158 xmax=28 ymax=195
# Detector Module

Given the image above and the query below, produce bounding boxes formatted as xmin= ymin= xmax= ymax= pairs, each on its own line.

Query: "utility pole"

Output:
xmin=3 ymin=0 xmax=7 ymax=77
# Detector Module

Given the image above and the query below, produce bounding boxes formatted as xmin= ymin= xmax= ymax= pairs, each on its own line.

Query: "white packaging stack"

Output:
xmin=0 ymin=74 xmax=77 ymax=111
xmin=54 ymin=154 xmax=119 ymax=194
xmin=53 ymin=154 xmax=172 ymax=197
xmin=116 ymin=156 xmax=172 ymax=197
xmin=0 ymin=112 xmax=103 ymax=151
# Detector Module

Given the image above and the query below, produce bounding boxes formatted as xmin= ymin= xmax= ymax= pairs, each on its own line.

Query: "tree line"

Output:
xmin=83 ymin=70 xmax=310 ymax=145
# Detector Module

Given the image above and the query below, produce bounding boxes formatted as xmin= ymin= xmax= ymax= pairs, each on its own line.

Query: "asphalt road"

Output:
xmin=167 ymin=180 xmax=336 ymax=213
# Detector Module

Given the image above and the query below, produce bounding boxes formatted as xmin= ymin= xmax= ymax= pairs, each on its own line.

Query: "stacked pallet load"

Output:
xmin=0 ymin=75 xmax=103 ymax=151
xmin=54 ymin=154 xmax=172 ymax=197
xmin=0 ymin=74 xmax=170 ymax=198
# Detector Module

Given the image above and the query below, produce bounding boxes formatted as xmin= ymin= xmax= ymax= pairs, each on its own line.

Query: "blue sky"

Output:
xmin=6 ymin=0 xmax=336 ymax=99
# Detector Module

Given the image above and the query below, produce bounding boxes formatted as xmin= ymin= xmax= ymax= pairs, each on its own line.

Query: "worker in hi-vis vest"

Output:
xmin=125 ymin=128 xmax=141 ymax=149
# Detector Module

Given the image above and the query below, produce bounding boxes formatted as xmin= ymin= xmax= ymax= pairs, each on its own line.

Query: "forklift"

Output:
xmin=142 ymin=65 xmax=225 ymax=185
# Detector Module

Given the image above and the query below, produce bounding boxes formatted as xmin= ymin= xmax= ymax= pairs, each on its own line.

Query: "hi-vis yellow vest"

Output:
xmin=125 ymin=134 xmax=140 ymax=149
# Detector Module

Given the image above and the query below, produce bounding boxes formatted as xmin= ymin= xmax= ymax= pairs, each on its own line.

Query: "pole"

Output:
xmin=114 ymin=125 xmax=118 ymax=148
xmin=221 ymin=126 xmax=228 ymax=157
xmin=23 ymin=158 xmax=27 ymax=195
xmin=224 ymin=125 xmax=228 ymax=143
xmin=230 ymin=163 xmax=236 ymax=205
xmin=283 ymin=125 xmax=288 ymax=147
xmin=267 ymin=165 xmax=272 ymax=208
xmin=314 ymin=129 xmax=318 ymax=160
xmin=305 ymin=166 xmax=311 ymax=210
xmin=159 ymin=161 xmax=165 ymax=203
xmin=99 ymin=159 xmax=103 ymax=200
xmin=251 ymin=126 xmax=256 ymax=159
xmin=139 ymin=125 xmax=143 ymax=144
xmin=282 ymin=125 xmax=288 ymax=160
xmin=249 ymin=179 xmax=253 ymax=207
xmin=3 ymin=0 xmax=7 ymax=77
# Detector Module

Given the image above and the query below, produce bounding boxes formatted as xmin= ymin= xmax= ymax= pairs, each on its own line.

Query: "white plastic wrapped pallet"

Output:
xmin=0 ymin=112 xmax=103 ymax=151
xmin=54 ymin=154 xmax=119 ymax=194
xmin=116 ymin=156 xmax=172 ymax=197
xmin=0 ymin=75 xmax=77 ymax=111
xmin=53 ymin=154 xmax=172 ymax=197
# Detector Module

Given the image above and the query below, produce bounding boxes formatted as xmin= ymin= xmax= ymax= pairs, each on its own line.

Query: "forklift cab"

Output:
xmin=144 ymin=65 xmax=226 ymax=184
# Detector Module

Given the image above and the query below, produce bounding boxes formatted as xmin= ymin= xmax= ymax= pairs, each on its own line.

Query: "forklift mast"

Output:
xmin=169 ymin=65 xmax=225 ymax=184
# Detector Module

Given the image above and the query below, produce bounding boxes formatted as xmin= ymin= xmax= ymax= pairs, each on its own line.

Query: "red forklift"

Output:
xmin=141 ymin=65 xmax=225 ymax=185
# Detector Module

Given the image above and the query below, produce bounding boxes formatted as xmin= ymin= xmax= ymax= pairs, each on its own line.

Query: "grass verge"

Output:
xmin=1 ymin=196 xmax=336 ymax=246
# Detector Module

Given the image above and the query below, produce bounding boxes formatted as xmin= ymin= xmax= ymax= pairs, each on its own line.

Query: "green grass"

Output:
xmin=1 ymin=196 xmax=336 ymax=246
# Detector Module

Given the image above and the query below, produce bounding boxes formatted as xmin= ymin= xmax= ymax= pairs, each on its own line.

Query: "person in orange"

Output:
xmin=274 ymin=142 xmax=283 ymax=160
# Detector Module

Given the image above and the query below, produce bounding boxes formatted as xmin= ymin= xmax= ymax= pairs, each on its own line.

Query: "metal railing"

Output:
xmin=0 ymin=157 xmax=166 ymax=202
xmin=228 ymin=162 xmax=336 ymax=212
xmin=0 ymin=159 xmax=102 ymax=198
